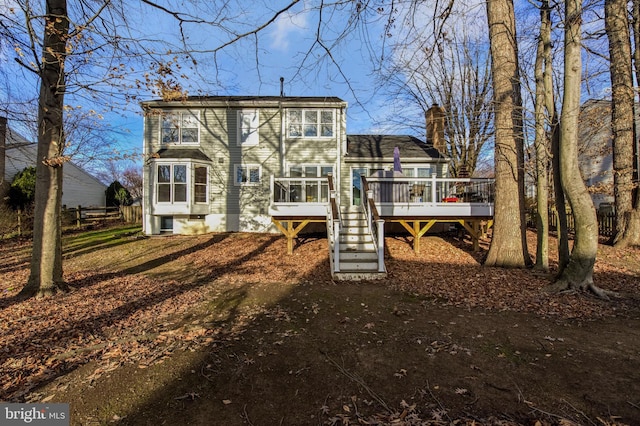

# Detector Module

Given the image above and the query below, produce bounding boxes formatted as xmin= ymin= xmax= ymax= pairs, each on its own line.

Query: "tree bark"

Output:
xmin=533 ymin=0 xmax=551 ymax=271
xmin=19 ymin=0 xmax=70 ymax=299
xmin=611 ymin=0 xmax=640 ymax=248
xmin=550 ymin=0 xmax=600 ymax=293
xmin=484 ymin=0 xmax=532 ymax=268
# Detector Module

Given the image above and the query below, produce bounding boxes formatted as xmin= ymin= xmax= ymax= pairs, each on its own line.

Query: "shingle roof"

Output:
xmin=346 ymin=135 xmax=446 ymax=161
xmin=142 ymin=96 xmax=346 ymax=108
xmin=153 ymin=148 xmax=211 ymax=162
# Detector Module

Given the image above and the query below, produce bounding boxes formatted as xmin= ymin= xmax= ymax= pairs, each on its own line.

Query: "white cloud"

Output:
xmin=270 ymin=9 xmax=309 ymax=52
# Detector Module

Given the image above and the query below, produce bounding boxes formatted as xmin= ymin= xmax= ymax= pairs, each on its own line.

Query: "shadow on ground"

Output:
xmin=15 ymin=232 xmax=639 ymax=426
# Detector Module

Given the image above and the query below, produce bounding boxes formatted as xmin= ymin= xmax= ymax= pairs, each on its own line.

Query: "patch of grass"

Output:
xmin=62 ymin=225 xmax=142 ymax=257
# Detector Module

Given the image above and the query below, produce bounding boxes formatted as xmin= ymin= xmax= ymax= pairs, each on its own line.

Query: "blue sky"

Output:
xmin=92 ymin=1 xmax=401 ymax=161
xmin=1 ymin=0 xmax=613 ymax=171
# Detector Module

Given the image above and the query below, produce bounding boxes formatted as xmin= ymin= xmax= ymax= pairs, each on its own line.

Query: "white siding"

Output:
xmin=4 ymin=131 xmax=106 ymax=208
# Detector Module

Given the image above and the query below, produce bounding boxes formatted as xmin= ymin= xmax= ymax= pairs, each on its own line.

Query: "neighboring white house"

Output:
xmin=0 ymin=117 xmax=107 ymax=208
xmin=577 ymin=99 xmax=616 ymax=210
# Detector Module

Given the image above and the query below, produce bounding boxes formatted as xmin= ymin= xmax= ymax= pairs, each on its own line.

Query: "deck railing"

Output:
xmin=326 ymin=174 xmax=342 ymax=272
xmin=364 ymin=175 xmax=495 ymax=204
xmin=361 ymin=177 xmax=385 ymax=272
xmin=271 ymin=176 xmax=331 ymax=204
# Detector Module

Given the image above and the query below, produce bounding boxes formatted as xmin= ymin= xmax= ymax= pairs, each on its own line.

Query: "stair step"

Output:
xmin=340 ymin=241 xmax=376 ymax=251
xmin=337 ymin=260 xmax=379 ymax=271
xmin=340 ymin=234 xmax=373 ymax=243
xmin=339 ymin=251 xmax=377 ymax=261
xmin=341 ymin=224 xmax=369 ymax=234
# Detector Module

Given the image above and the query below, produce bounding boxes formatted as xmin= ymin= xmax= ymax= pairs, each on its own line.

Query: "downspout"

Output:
xmin=336 ymin=106 xmax=344 ymax=206
xmin=279 ymin=77 xmax=285 ymax=176
xmin=141 ymin=108 xmax=148 ymax=234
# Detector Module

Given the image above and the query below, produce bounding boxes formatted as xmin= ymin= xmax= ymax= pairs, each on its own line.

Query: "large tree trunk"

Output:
xmin=611 ymin=0 xmax=640 ymax=248
xmin=19 ymin=0 xmax=70 ymax=299
xmin=533 ymin=0 xmax=551 ymax=271
xmin=484 ymin=0 xmax=532 ymax=268
xmin=550 ymin=0 xmax=600 ymax=293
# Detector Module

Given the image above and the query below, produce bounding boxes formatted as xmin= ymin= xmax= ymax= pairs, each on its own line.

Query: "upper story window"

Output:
xmin=237 ymin=110 xmax=259 ymax=146
xmin=288 ymin=109 xmax=334 ymax=138
xmin=161 ymin=111 xmax=200 ymax=145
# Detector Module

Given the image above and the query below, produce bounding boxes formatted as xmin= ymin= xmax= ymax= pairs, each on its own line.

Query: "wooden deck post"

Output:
xmin=395 ymin=219 xmax=438 ymax=253
xmin=271 ymin=218 xmax=318 ymax=254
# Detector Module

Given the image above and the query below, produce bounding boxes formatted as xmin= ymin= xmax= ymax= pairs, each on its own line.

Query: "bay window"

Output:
xmin=194 ymin=165 xmax=208 ymax=203
xmin=155 ymin=162 xmax=209 ymax=204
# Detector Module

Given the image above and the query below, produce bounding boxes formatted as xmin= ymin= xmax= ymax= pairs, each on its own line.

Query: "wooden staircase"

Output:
xmin=331 ymin=209 xmax=386 ymax=280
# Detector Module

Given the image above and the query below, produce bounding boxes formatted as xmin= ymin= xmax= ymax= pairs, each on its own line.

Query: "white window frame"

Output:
xmin=234 ymin=164 xmax=261 ymax=186
xmin=237 ymin=110 xmax=259 ymax=146
xmin=403 ymin=166 xmax=433 ymax=178
xmin=287 ymin=109 xmax=334 ymax=138
xmin=193 ymin=164 xmax=209 ymax=204
xmin=287 ymin=165 xmax=334 ymax=203
xmin=156 ymin=163 xmax=189 ymax=204
xmin=160 ymin=110 xmax=200 ymax=145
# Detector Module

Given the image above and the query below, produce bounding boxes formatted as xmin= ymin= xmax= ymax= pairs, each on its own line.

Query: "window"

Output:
xmin=287 ymin=165 xmax=333 ymax=202
xmin=157 ymin=164 xmax=187 ymax=203
xmin=161 ymin=111 xmax=200 ymax=144
xmin=194 ymin=165 xmax=208 ymax=203
xmin=235 ymin=164 xmax=261 ymax=185
xmin=288 ymin=109 xmax=334 ymax=138
xmin=403 ymin=167 xmax=432 ymax=178
xmin=238 ymin=110 xmax=259 ymax=146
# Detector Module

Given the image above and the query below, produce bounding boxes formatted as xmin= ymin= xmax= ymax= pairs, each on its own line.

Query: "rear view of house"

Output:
xmin=141 ymin=95 xmax=494 ymax=279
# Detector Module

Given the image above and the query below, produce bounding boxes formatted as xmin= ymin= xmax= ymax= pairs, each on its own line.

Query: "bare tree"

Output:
xmin=380 ymin=23 xmax=493 ymax=177
xmin=484 ymin=0 xmax=532 ymax=268
xmin=532 ymin=0 xmax=553 ymax=271
xmin=19 ymin=0 xmax=71 ymax=298
xmin=607 ymin=0 xmax=640 ymax=247
xmin=549 ymin=0 xmax=607 ymax=296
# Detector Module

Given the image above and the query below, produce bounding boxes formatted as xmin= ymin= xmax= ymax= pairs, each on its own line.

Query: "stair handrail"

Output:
xmin=327 ymin=174 xmax=341 ymax=272
xmin=361 ymin=177 xmax=385 ymax=272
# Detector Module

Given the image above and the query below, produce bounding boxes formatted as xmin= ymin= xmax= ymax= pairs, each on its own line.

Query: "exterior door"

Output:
xmin=351 ymin=168 xmax=368 ymax=206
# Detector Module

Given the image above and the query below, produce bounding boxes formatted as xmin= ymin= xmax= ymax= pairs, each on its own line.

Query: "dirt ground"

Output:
xmin=1 ymin=226 xmax=639 ymax=425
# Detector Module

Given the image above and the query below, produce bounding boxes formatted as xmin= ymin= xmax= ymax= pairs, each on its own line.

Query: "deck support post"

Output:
xmin=396 ymin=219 xmax=438 ymax=253
xmin=457 ymin=219 xmax=484 ymax=251
xmin=271 ymin=218 xmax=312 ymax=254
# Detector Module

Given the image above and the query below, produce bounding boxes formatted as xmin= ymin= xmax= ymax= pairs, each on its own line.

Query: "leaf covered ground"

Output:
xmin=1 ymin=225 xmax=639 ymax=425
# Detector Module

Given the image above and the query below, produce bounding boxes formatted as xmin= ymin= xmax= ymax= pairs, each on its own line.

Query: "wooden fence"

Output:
xmin=11 ymin=205 xmax=142 ymax=237
xmin=62 ymin=205 xmax=142 ymax=227
xmin=526 ymin=208 xmax=616 ymax=237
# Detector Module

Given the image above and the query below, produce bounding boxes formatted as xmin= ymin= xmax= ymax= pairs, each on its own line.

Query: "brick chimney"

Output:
xmin=0 ymin=116 xmax=7 ymax=199
xmin=426 ymin=103 xmax=446 ymax=155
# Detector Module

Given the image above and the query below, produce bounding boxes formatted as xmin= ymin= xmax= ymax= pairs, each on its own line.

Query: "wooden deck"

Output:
xmin=269 ymin=175 xmax=495 ymax=253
